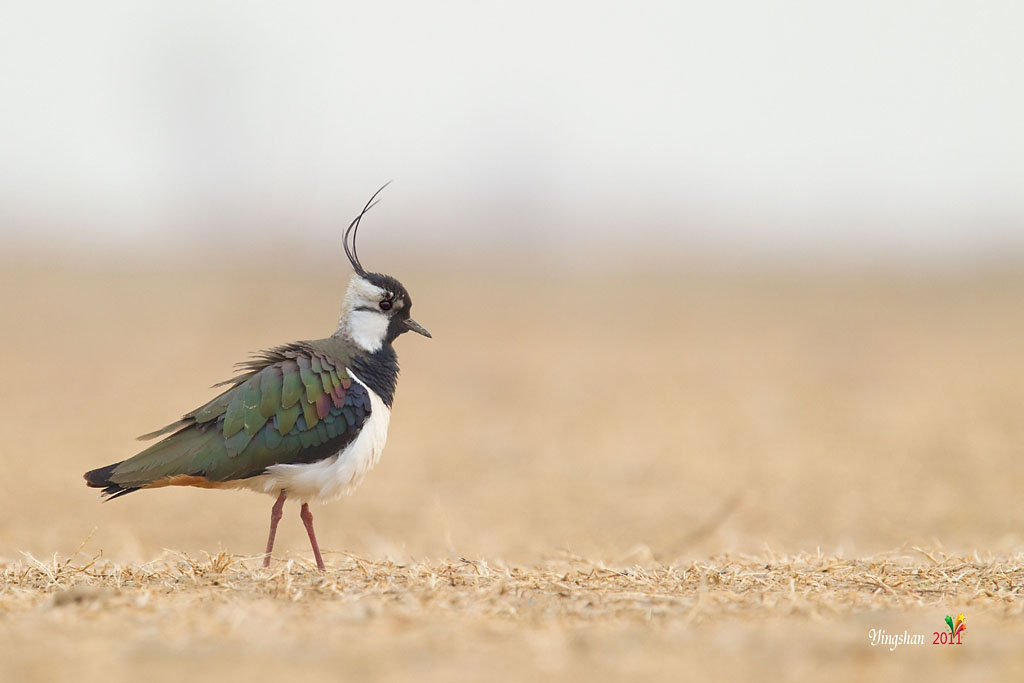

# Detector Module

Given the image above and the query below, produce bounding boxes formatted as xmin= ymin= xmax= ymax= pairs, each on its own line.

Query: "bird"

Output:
xmin=83 ymin=186 xmax=430 ymax=571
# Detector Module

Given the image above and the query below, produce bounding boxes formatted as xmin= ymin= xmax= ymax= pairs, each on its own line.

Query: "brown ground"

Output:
xmin=1 ymin=252 xmax=1022 ymax=680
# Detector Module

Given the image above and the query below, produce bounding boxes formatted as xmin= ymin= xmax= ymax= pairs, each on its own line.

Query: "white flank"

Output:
xmin=239 ymin=370 xmax=391 ymax=503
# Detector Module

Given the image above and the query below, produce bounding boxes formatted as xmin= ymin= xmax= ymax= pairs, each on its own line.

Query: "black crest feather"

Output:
xmin=344 ymin=182 xmax=391 ymax=276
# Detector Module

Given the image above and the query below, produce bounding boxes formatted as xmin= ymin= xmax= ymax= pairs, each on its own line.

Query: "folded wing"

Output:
xmin=84 ymin=343 xmax=371 ymax=498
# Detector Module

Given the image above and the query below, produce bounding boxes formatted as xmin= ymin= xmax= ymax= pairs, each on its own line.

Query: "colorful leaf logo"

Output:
xmin=945 ymin=614 xmax=966 ymax=636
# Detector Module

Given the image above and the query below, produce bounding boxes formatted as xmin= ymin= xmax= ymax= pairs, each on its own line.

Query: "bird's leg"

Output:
xmin=300 ymin=503 xmax=326 ymax=571
xmin=263 ymin=491 xmax=286 ymax=568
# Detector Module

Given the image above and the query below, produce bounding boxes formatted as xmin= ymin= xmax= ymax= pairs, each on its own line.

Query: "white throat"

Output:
xmin=337 ymin=276 xmax=390 ymax=353
xmin=345 ymin=310 xmax=389 ymax=352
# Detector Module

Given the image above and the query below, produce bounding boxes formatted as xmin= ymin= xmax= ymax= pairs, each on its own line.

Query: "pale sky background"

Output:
xmin=1 ymin=1 xmax=1022 ymax=259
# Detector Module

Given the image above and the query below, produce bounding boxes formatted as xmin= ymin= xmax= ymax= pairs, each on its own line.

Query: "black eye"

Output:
xmin=379 ymin=300 xmax=392 ymax=311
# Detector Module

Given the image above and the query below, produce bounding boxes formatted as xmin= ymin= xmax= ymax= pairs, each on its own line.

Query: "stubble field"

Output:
xmin=1 ymin=252 xmax=1023 ymax=680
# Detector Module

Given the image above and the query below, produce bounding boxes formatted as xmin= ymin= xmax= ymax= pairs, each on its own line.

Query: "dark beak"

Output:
xmin=405 ymin=318 xmax=431 ymax=338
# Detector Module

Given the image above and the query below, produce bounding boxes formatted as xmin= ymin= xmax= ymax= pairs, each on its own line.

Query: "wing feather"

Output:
xmin=88 ymin=339 xmax=370 ymax=495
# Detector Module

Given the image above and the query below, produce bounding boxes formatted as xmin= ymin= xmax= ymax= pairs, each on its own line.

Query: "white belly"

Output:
xmin=239 ymin=370 xmax=391 ymax=503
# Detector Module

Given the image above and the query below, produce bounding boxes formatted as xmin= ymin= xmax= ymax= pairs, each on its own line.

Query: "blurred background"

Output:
xmin=1 ymin=1 xmax=1023 ymax=564
xmin=3 ymin=0 xmax=1023 ymax=259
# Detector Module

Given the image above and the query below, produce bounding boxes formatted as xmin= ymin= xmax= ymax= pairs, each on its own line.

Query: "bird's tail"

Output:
xmin=83 ymin=461 xmax=139 ymax=500
xmin=83 ymin=425 xmax=224 ymax=500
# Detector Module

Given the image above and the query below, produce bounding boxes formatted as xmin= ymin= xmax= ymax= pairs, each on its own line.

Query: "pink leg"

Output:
xmin=263 ymin=491 xmax=286 ymax=568
xmin=300 ymin=503 xmax=326 ymax=571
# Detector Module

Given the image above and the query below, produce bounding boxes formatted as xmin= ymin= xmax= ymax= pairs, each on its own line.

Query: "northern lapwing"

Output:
xmin=83 ymin=187 xmax=430 ymax=570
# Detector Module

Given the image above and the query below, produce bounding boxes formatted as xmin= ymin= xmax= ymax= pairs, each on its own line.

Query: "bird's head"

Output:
xmin=336 ymin=186 xmax=431 ymax=353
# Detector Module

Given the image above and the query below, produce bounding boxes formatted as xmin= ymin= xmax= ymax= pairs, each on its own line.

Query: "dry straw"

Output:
xmin=3 ymin=548 xmax=1023 ymax=622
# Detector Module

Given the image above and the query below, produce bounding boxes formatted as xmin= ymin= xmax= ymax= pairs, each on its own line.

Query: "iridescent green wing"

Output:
xmin=104 ymin=343 xmax=372 ymax=490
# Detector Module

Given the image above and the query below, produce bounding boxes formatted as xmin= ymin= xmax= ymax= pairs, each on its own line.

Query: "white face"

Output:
xmin=338 ymin=276 xmax=405 ymax=353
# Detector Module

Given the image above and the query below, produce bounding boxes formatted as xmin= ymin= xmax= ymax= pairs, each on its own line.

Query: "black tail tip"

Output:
xmin=83 ymin=462 xmax=138 ymax=500
xmin=83 ymin=462 xmax=118 ymax=488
